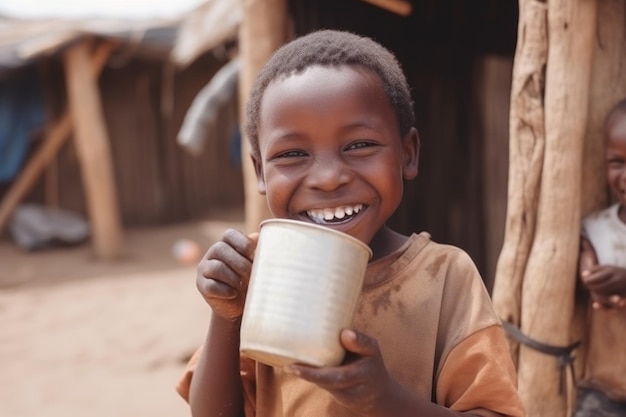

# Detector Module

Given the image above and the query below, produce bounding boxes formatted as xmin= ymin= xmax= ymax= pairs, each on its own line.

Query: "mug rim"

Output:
xmin=259 ymin=218 xmax=373 ymax=259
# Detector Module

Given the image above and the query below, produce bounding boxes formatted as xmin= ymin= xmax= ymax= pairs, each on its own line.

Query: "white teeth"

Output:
xmin=334 ymin=208 xmax=346 ymax=219
xmin=306 ymin=204 xmax=363 ymax=223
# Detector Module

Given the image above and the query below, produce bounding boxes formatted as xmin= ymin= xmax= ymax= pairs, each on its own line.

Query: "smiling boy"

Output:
xmin=177 ymin=30 xmax=524 ymax=417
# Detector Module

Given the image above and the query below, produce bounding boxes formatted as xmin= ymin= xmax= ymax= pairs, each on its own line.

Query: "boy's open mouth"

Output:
xmin=306 ymin=204 xmax=363 ymax=224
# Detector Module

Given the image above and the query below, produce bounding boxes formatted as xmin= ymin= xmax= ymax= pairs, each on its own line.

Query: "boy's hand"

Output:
xmin=581 ymin=265 xmax=626 ymax=310
xmin=196 ymin=229 xmax=259 ymax=321
xmin=285 ymin=329 xmax=397 ymax=415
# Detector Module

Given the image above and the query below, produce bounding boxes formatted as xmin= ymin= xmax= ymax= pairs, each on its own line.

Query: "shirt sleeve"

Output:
xmin=436 ymin=325 xmax=526 ymax=417
xmin=175 ymin=346 xmax=203 ymax=402
xmin=175 ymin=345 xmax=258 ymax=417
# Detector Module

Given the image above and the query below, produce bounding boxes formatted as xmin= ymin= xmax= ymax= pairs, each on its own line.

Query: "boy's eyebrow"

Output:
xmin=339 ymin=120 xmax=390 ymax=136
xmin=269 ymin=121 xmax=386 ymax=138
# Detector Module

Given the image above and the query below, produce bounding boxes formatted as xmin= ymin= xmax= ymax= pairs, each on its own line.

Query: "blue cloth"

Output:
xmin=0 ymin=68 xmax=46 ymax=182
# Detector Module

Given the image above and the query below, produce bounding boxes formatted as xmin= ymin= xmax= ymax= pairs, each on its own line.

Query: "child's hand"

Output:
xmin=284 ymin=329 xmax=398 ymax=415
xmin=579 ymin=237 xmax=598 ymax=275
xmin=581 ymin=265 xmax=626 ymax=310
xmin=196 ymin=229 xmax=259 ymax=321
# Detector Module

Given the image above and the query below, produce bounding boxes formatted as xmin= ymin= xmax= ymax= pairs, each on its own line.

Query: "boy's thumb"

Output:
xmin=248 ymin=232 xmax=260 ymax=244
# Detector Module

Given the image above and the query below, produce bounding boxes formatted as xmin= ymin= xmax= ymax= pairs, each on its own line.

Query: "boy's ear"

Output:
xmin=251 ymin=154 xmax=267 ymax=195
xmin=402 ymin=127 xmax=420 ymax=180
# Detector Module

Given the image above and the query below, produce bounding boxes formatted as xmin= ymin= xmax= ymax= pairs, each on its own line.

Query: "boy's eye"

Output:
xmin=606 ymin=157 xmax=625 ymax=167
xmin=346 ymin=141 xmax=377 ymax=151
xmin=276 ymin=150 xmax=307 ymax=158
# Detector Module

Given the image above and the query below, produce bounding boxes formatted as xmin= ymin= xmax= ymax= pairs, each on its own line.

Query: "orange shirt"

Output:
xmin=177 ymin=233 xmax=525 ymax=416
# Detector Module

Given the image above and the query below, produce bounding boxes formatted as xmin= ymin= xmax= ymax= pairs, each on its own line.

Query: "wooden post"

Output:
xmin=0 ymin=42 xmax=115 ymax=236
xmin=359 ymin=0 xmax=412 ymax=16
xmin=517 ymin=1 xmax=597 ymax=416
xmin=64 ymin=39 xmax=124 ymax=260
xmin=238 ymin=0 xmax=289 ymax=232
xmin=477 ymin=55 xmax=513 ymax=292
xmin=492 ymin=0 xmax=548 ymax=363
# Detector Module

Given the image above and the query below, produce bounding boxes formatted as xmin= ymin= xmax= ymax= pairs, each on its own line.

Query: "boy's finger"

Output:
xmin=197 ymin=259 xmax=241 ymax=295
xmin=248 ymin=232 xmax=260 ymax=244
xmin=340 ymin=329 xmax=378 ymax=357
xmin=222 ymin=228 xmax=257 ymax=261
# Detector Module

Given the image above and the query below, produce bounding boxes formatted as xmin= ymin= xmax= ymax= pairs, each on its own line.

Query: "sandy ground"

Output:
xmin=0 ymin=209 xmax=244 ymax=417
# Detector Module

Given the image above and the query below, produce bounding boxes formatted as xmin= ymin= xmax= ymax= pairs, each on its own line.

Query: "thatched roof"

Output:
xmin=0 ymin=0 xmax=239 ymax=75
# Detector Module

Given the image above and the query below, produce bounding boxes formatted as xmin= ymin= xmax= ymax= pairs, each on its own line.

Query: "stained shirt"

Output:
xmin=177 ymin=232 xmax=525 ymax=416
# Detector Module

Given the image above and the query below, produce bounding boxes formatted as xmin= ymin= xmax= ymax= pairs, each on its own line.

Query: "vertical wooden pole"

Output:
xmin=238 ymin=0 xmax=289 ymax=232
xmin=492 ymin=0 xmax=548 ymax=364
xmin=517 ymin=1 xmax=597 ymax=415
xmin=477 ymin=55 xmax=513 ymax=292
xmin=64 ymin=39 xmax=124 ymax=260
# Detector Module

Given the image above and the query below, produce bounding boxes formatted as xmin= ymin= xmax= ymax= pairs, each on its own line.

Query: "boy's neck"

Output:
xmin=369 ymin=226 xmax=410 ymax=261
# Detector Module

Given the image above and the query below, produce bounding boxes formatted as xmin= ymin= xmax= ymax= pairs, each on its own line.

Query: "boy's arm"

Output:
xmin=188 ymin=315 xmax=246 ymax=417
xmin=183 ymin=229 xmax=258 ymax=417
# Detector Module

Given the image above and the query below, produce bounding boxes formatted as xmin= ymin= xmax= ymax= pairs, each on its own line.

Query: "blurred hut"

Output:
xmin=0 ymin=0 xmax=244 ymax=259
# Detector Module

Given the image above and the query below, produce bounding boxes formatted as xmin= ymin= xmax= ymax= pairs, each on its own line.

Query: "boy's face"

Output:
xmin=605 ymin=113 xmax=626 ymax=210
xmin=253 ymin=65 xmax=419 ymax=245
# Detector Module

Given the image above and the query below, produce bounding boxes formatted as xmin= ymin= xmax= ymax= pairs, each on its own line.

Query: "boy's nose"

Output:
xmin=306 ymin=158 xmax=351 ymax=191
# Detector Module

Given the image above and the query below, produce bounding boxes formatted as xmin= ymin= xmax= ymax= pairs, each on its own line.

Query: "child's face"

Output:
xmin=605 ymin=113 xmax=626 ymax=208
xmin=253 ymin=65 xmax=419 ymax=245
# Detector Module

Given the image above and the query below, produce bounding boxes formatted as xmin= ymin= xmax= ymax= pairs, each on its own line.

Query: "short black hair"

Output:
xmin=245 ymin=29 xmax=415 ymax=160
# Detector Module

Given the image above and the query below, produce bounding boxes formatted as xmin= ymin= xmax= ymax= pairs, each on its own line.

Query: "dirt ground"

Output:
xmin=0 ymin=209 xmax=244 ymax=417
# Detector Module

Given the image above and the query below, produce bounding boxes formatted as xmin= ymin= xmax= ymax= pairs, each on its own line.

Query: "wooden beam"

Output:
xmin=477 ymin=55 xmax=513 ymax=293
xmin=517 ymin=0 xmax=597 ymax=415
xmin=0 ymin=114 xmax=71 ymax=233
xmin=0 ymin=41 xmax=116 ymax=236
xmin=64 ymin=39 xmax=124 ymax=259
xmin=360 ymin=0 xmax=412 ymax=16
xmin=238 ymin=0 xmax=289 ymax=232
xmin=492 ymin=0 xmax=548 ymax=365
